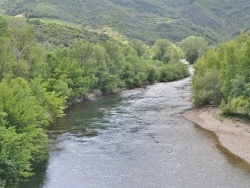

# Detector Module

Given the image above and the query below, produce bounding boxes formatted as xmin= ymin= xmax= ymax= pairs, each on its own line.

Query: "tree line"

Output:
xmin=0 ymin=16 xmax=190 ymax=187
xmin=192 ymin=32 xmax=250 ymax=118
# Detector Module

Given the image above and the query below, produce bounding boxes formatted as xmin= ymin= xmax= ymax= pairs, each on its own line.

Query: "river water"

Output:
xmin=22 ymin=76 xmax=250 ymax=188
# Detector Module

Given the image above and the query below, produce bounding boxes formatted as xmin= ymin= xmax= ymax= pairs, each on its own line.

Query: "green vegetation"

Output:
xmin=1 ymin=0 xmax=249 ymax=44
xmin=0 ymin=16 xmax=189 ymax=187
xmin=4 ymin=17 xmax=111 ymax=47
xmin=180 ymin=36 xmax=209 ymax=64
xmin=192 ymin=32 xmax=250 ymax=118
xmin=27 ymin=19 xmax=110 ymax=47
xmin=0 ymin=0 xmax=249 ymax=186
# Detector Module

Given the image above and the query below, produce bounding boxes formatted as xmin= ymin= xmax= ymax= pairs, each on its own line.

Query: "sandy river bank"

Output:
xmin=183 ymin=107 xmax=250 ymax=165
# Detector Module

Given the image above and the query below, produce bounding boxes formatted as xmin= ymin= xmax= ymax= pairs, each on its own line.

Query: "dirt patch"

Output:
xmin=15 ymin=13 xmax=25 ymax=18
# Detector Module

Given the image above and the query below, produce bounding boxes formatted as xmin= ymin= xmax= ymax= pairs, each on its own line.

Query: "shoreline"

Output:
xmin=183 ymin=107 xmax=250 ymax=165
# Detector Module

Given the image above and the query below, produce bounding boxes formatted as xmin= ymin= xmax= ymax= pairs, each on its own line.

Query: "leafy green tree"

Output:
xmin=129 ymin=39 xmax=148 ymax=58
xmin=160 ymin=62 xmax=189 ymax=82
xmin=0 ymin=78 xmax=49 ymax=131
xmin=98 ymin=72 xmax=120 ymax=93
xmin=9 ymin=23 xmax=36 ymax=61
xmin=240 ymin=40 xmax=250 ymax=79
xmin=120 ymin=61 xmax=135 ymax=87
xmin=192 ymin=33 xmax=250 ymax=117
xmin=0 ymin=17 xmax=15 ymax=81
xmin=193 ymin=68 xmax=222 ymax=107
xmin=0 ymin=77 xmax=59 ymax=187
xmin=65 ymin=40 xmax=98 ymax=89
xmin=147 ymin=66 xmax=157 ymax=84
xmin=24 ymin=43 xmax=48 ymax=79
xmin=220 ymin=42 xmax=240 ymax=98
xmin=50 ymin=57 xmax=90 ymax=101
xmin=152 ymin=39 xmax=183 ymax=63
xmin=180 ymin=36 xmax=209 ymax=64
xmin=0 ymin=17 xmax=9 ymax=38
xmin=0 ymin=126 xmax=33 ymax=188
xmin=104 ymin=40 xmax=125 ymax=74
xmin=30 ymin=78 xmax=66 ymax=120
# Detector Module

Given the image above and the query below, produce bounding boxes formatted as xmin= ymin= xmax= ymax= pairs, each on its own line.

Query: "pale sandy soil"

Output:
xmin=15 ymin=13 xmax=25 ymax=18
xmin=183 ymin=107 xmax=250 ymax=164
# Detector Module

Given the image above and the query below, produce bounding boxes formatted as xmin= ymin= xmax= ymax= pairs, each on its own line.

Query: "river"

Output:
xmin=21 ymin=76 xmax=250 ymax=188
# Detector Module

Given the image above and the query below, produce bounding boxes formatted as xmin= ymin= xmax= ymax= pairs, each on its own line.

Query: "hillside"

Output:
xmin=1 ymin=0 xmax=249 ymax=44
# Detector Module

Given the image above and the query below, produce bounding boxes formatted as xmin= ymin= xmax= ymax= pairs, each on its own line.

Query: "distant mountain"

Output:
xmin=1 ymin=0 xmax=249 ymax=44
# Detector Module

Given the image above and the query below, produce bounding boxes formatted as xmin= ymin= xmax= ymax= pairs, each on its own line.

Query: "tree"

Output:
xmin=129 ymin=39 xmax=148 ymax=58
xmin=0 ymin=17 xmax=15 ymax=81
xmin=180 ymin=36 xmax=209 ymax=64
xmin=0 ymin=126 xmax=33 ymax=188
xmin=65 ymin=40 xmax=98 ymax=89
xmin=0 ymin=17 xmax=9 ymax=38
xmin=193 ymin=68 xmax=222 ymax=107
xmin=48 ymin=57 xmax=90 ymax=101
xmin=192 ymin=33 xmax=250 ymax=118
xmin=9 ymin=23 xmax=36 ymax=61
xmin=0 ymin=78 xmax=49 ymax=131
xmin=30 ymin=77 xmax=66 ymax=120
xmin=152 ymin=39 xmax=183 ymax=63
xmin=0 ymin=77 xmax=56 ymax=187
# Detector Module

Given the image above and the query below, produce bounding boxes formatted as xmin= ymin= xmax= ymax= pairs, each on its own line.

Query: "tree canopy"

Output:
xmin=1 ymin=0 xmax=250 ymax=44
xmin=0 ymin=16 xmax=189 ymax=187
xmin=192 ymin=33 xmax=250 ymax=118
xmin=180 ymin=36 xmax=209 ymax=64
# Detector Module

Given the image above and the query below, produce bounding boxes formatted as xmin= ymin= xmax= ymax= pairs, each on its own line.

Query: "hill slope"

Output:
xmin=1 ymin=0 xmax=249 ymax=44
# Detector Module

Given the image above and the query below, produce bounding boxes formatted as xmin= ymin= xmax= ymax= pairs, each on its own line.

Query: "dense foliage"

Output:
xmin=26 ymin=19 xmax=110 ymax=47
xmin=0 ymin=16 xmax=189 ymax=187
xmin=1 ymin=0 xmax=250 ymax=44
xmin=192 ymin=33 xmax=250 ymax=117
xmin=180 ymin=36 xmax=209 ymax=64
xmin=0 ymin=1 xmax=248 ymax=186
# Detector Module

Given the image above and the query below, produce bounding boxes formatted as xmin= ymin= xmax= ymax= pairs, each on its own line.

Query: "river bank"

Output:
xmin=183 ymin=107 xmax=250 ymax=165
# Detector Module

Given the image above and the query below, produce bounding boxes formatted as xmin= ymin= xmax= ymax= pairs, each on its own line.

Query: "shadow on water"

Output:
xmin=194 ymin=123 xmax=250 ymax=173
xmin=48 ymin=93 xmax=124 ymax=136
xmin=20 ymin=93 xmax=125 ymax=188
xmin=216 ymin=144 xmax=250 ymax=174
xmin=19 ymin=160 xmax=48 ymax=188
xmin=20 ymin=79 xmax=250 ymax=187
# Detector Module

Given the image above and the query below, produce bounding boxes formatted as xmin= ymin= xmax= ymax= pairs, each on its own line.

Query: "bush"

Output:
xmin=193 ymin=68 xmax=222 ymax=107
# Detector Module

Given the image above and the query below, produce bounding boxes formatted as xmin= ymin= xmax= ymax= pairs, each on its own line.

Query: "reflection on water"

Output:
xmin=217 ymin=144 xmax=250 ymax=173
xmin=21 ymin=78 xmax=250 ymax=188
xmin=194 ymin=124 xmax=250 ymax=173
xmin=19 ymin=160 xmax=48 ymax=188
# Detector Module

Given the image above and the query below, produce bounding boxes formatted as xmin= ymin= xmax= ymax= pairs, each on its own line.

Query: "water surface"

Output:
xmin=22 ymin=77 xmax=250 ymax=188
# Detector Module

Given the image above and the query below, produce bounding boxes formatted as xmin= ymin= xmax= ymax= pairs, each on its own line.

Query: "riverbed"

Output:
xmin=21 ymin=77 xmax=250 ymax=188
